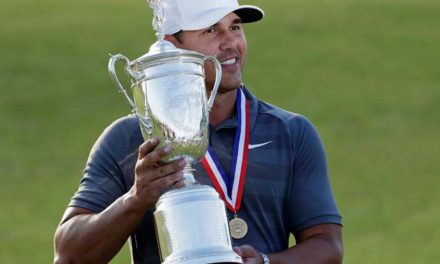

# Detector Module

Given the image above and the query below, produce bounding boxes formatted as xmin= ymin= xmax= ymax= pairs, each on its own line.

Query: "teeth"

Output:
xmin=220 ymin=58 xmax=236 ymax=65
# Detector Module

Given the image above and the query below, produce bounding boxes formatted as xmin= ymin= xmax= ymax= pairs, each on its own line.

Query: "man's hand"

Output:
xmin=130 ymin=137 xmax=186 ymax=210
xmin=234 ymin=245 xmax=263 ymax=264
xmin=233 ymin=224 xmax=343 ymax=264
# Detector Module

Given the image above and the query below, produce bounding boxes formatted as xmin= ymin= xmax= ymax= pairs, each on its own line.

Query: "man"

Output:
xmin=54 ymin=0 xmax=343 ymax=263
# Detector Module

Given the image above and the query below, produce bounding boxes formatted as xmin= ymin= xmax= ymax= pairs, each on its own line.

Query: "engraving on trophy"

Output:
xmin=166 ymin=77 xmax=206 ymax=135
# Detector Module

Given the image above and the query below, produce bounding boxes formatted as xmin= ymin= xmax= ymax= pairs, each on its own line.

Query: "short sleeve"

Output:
xmin=69 ymin=116 xmax=140 ymax=213
xmin=287 ymin=116 xmax=342 ymax=233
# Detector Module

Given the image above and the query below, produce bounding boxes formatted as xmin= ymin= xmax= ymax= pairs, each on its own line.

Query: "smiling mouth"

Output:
xmin=220 ymin=58 xmax=237 ymax=65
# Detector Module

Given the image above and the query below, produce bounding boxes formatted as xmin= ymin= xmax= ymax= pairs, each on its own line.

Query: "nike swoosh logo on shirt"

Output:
xmin=248 ymin=141 xmax=273 ymax=150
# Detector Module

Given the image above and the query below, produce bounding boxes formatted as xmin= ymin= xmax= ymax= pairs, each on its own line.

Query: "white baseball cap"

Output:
xmin=162 ymin=0 xmax=264 ymax=35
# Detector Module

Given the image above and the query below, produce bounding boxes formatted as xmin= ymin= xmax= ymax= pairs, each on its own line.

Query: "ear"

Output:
xmin=164 ymin=34 xmax=180 ymax=46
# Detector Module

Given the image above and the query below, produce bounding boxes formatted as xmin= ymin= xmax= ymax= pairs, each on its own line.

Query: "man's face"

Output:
xmin=168 ymin=12 xmax=248 ymax=93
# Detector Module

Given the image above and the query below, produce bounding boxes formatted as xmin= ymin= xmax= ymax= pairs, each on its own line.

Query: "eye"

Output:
xmin=203 ymin=27 xmax=218 ymax=34
xmin=230 ymin=24 xmax=242 ymax=31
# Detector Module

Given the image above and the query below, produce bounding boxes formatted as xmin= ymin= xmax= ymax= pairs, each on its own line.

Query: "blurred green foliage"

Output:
xmin=1 ymin=0 xmax=439 ymax=263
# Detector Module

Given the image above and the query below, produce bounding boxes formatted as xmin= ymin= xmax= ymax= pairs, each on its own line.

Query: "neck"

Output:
xmin=208 ymin=89 xmax=237 ymax=128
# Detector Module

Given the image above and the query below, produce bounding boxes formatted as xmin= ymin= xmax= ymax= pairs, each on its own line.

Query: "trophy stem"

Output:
xmin=183 ymin=163 xmax=197 ymax=186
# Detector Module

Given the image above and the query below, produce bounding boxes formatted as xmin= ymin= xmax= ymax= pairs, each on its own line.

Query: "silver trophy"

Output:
xmin=107 ymin=1 xmax=242 ymax=263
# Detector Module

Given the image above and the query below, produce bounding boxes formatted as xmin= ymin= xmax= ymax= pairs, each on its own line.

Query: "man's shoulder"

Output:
xmin=103 ymin=114 xmax=141 ymax=137
xmin=256 ymin=100 xmax=312 ymax=130
xmin=93 ymin=114 xmax=143 ymax=153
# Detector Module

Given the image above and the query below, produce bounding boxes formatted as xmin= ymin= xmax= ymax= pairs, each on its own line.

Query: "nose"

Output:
xmin=219 ymin=30 xmax=238 ymax=51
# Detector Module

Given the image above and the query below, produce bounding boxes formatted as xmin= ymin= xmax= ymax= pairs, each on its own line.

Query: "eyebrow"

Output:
xmin=232 ymin=18 xmax=243 ymax=24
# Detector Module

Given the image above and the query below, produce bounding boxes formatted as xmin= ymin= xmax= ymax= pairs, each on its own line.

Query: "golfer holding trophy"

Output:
xmin=54 ymin=0 xmax=343 ymax=263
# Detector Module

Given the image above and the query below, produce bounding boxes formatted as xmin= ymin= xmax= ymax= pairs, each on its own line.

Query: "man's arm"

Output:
xmin=54 ymin=138 xmax=186 ymax=263
xmin=54 ymin=199 xmax=146 ymax=264
xmin=235 ymin=223 xmax=343 ymax=264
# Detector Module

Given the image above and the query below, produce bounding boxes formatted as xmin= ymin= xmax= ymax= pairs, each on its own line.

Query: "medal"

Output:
xmin=202 ymin=88 xmax=250 ymax=239
xmin=229 ymin=216 xmax=248 ymax=239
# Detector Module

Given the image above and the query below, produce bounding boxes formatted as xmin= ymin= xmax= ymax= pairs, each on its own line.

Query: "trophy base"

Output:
xmin=162 ymin=250 xmax=242 ymax=264
xmin=155 ymin=185 xmax=243 ymax=264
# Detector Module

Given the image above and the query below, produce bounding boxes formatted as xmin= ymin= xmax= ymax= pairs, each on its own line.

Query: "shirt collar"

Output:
xmin=210 ymin=85 xmax=259 ymax=132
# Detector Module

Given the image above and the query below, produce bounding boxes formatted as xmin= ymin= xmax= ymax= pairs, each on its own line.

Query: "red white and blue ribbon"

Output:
xmin=202 ymin=88 xmax=250 ymax=212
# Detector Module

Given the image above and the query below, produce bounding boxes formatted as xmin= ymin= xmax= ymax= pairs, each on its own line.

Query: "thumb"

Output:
xmin=236 ymin=244 xmax=258 ymax=258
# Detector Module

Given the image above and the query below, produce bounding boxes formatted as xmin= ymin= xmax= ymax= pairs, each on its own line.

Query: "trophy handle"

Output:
xmin=108 ymin=54 xmax=153 ymax=135
xmin=108 ymin=54 xmax=138 ymax=112
xmin=204 ymin=56 xmax=222 ymax=112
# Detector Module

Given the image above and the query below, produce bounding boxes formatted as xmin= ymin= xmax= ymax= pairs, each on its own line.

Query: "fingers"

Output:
xmin=153 ymin=170 xmax=184 ymax=188
xmin=235 ymin=244 xmax=259 ymax=258
xmin=138 ymin=137 xmax=161 ymax=159
xmin=233 ymin=246 xmax=241 ymax=255
xmin=136 ymin=156 xmax=185 ymax=181
xmin=136 ymin=138 xmax=180 ymax=178
xmin=132 ymin=138 xmax=187 ymax=209
xmin=173 ymin=178 xmax=185 ymax=189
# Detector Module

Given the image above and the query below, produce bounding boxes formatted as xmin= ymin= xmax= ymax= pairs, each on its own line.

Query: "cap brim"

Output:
xmin=233 ymin=5 xmax=264 ymax=23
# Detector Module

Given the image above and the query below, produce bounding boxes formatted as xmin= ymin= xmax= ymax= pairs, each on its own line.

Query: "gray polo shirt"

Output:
xmin=69 ymin=87 xmax=342 ymax=263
